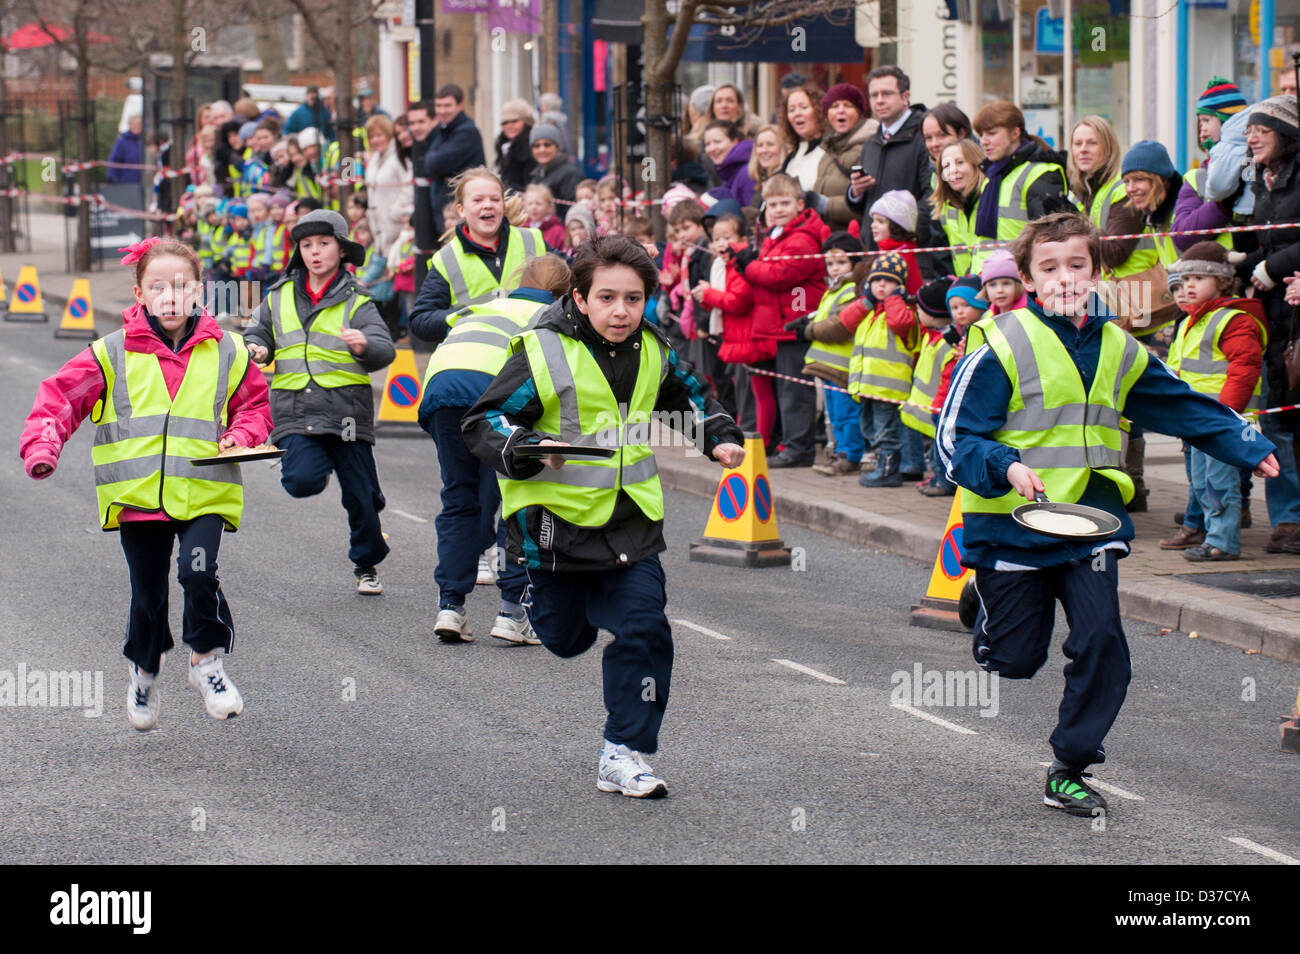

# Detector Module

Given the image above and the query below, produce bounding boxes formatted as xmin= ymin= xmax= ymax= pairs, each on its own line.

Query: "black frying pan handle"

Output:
xmin=1033 ymin=492 xmax=1050 ymax=504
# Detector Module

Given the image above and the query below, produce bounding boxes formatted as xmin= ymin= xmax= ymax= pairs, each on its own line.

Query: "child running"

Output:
xmin=463 ymin=236 xmax=745 ymax=798
xmin=243 ymin=209 xmax=396 ymax=594
xmin=938 ymin=212 xmax=1279 ymax=817
xmin=20 ymin=238 xmax=272 ymax=728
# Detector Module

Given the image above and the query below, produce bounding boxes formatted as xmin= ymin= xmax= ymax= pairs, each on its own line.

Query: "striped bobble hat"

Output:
xmin=1196 ymin=77 xmax=1248 ymax=121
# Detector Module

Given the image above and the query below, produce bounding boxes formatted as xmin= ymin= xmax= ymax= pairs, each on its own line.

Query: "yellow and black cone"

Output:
xmin=376 ymin=347 xmax=424 ymax=426
xmin=689 ymin=432 xmax=790 ymax=567
xmin=54 ymin=278 xmax=97 ymax=339
xmin=4 ymin=264 xmax=48 ymax=322
xmin=909 ymin=489 xmax=977 ymax=631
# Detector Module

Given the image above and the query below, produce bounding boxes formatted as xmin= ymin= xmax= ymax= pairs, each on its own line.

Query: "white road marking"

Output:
xmin=1224 ymin=837 xmax=1299 ymax=865
xmin=891 ymin=703 xmax=977 ymax=735
xmin=1036 ymin=762 xmax=1144 ymax=801
xmin=771 ymin=658 xmax=845 ymax=685
xmin=672 ymin=618 xmax=733 ymax=640
xmin=389 ymin=509 xmax=428 ymax=524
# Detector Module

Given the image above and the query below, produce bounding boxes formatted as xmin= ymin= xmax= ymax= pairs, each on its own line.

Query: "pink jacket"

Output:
xmin=20 ymin=302 xmax=272 ymax=523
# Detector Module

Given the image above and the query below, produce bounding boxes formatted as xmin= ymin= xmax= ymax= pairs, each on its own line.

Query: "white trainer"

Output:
xmin=187 ymin=655 xmax=244 ymax=720
xmin=355 ymin=567 xmax=383 ymax=595
xmin=489 ymin=611 xmax=540 ymax=645
xmin=126 ymin=661 xmax=160 ymax=731
xmin=476 ymin=549 xmax=497 ymax=585
xmin=435 ymin=607 xmax=474 ymax=642
xmin=597 ymin=743 xmax=668 ymax=798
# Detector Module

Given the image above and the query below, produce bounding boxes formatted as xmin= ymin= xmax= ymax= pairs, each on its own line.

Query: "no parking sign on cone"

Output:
xmin=689 ymin=433 xmax=790 ymax=567
xmin=376 ymin=347 xmax=423 ymax=426
xmin=55 ymin=278 xmax=97 ymax=339
xmin=909 ymin=490 xmax=976 ymax=631
xmin=4 ymin=264 xmax=47 ymax=322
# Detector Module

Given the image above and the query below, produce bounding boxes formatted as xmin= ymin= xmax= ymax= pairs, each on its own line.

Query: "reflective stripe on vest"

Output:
xmin=498 ymin=327 xmax=669 ymax=528
xmin=1168 ymin=306 xmax=1268 ymax=410
xmin=847 ymin=307 xmax=919 ymax=402
xmin=429 ymin=227 xmax=543 ymax=308
xmin=269 ymin=283 xmax=371 ymax=389
xmin=803 ymin=283 xmax=858 ymax=373
xmin=994 ymin=162 xmax=1063 ymax=240
xmin=962 ymin=309 xmax=1148 ymax=514
xmin=271 ymin=223 xmax=289 ymax=270
xmin=90 ymin=330 xmax=247 ymax=531
xmin=939 ymin=178 xmax=996 ymax=277
xmin=901 ymin=335 xmax=954 ymax=437
xmin=422 ymin=297 xmax=547 ymax=386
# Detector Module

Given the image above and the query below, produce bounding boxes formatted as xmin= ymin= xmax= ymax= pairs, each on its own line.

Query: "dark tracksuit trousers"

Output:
xmin=423 ymin=405 xmax=527 ymax=609
xmin=525 ymin=555 xmax=673 ymax=754
xmin=278 ymin=433 xmax=390 ymax=570
xmin=119 ymin=514 xmax=234 ymax=675
xmin=972 ymin=548 xmax=1131 ymax=770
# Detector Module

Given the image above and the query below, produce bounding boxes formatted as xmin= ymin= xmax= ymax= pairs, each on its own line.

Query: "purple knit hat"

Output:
xmin=980 ymin=249 xmax=1021 ymax=286
xmin=869 ymin=190 xmax=918 ymax=235
xmin=822 ymin=82 xmax=867 ymax=117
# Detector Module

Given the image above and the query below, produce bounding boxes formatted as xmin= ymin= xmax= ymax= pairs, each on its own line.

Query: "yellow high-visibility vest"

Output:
xmin=90 ymin=330 xmax=248 ymax=531
xmin=1167 ymin=305 xmax=1268 ymax=410
xmin=267 ymin=282 xmax=372 ymax=390
xmin=901 ymin=333 xmax=955 ymax=437
xmin=498 ymin=326 xmax=668 ymax=528
xmin=962 ymin=307 xmax=1148 ymax=516
xmin=803 ymin=282 xmax=858 ymax=375
xmin=428 ymin=226 xmax=544 ymax=309
xmin=847 ymin=304 xmax=919 ymax=402
xmin=422 ymin=297 xmax=548 ymax=388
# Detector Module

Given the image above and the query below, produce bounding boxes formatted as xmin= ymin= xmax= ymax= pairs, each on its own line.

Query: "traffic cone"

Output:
xmin=909 ymin=489 xmax=976 ymax=631
xmin=54 ymin=278 xmax=97 ymax=339
xmin=689 ymin=432 xmax=790 ymax=567
xmin=1282 ymin=686 xmax=1300 ymax=755
xmin=0 ymin=266 xmax=7 ymax=302
xmin=4 ymin=264 xmax=48 ymax=322
xmin=376 ymin=347 xmax=423 ymax=426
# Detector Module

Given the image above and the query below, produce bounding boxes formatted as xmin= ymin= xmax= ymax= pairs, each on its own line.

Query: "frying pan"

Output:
xmin=1011 ymin=492 xmax=1121 ymax=541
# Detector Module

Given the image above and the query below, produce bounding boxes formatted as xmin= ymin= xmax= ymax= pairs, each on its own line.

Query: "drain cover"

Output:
xmin=1176 ymin=569 xmax=1300 ymax=598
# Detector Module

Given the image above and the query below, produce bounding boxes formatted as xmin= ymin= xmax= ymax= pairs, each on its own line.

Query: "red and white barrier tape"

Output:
xmin=740 ymin=362 xmax=1298 ymax=418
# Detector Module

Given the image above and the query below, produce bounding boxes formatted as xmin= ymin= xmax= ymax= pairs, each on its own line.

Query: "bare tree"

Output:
xmin=642 ymin=0 xmax=860 ymax=238
xmin=285 ymin=0 xmax=385 ymax=202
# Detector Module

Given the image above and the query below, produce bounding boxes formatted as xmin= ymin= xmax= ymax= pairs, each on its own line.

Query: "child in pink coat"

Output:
xmin=20 ymin=238 xmax=271 ymax=731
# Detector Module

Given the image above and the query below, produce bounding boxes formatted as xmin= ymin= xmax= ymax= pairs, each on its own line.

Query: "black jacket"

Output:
xmin=529 ymin=155 xmax=584 ymax=205
xmin=1240 ymin=150 xmax=1300 ymax=417
xmin=495 ymin=128 xmax=538 ymax=195
xmin=242 ymin=270 xmax=396 ymax=444
xmin=845 ymin=106 xmax=934 ymax=258
xmin=462 ymin=298 xmax=744 ymax=572
xmin=424 ymin=111 xmax=487 ymax=235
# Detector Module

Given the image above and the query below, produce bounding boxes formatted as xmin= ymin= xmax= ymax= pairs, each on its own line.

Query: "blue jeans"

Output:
xmin=900 ymin=416 xmax=925 ymax=475
xmin=525 ymin=555 xmax=673 ymax=753
xmin=1181 ymin=445 xmax=1205 ymax=531
xmin=1190 ymin=448 xmax=1242 ymax=553
xmin=279 ymin=434 xmax=389 ymax=569
xmin=424 ymin=405 xmax=527 ymax=609
xmin=1260 ymin=410 xmax=1300 ymax=527
xmin=973 ymin=549 xmax=1130 ymax=771
xmin=825 ymin=386 xmax=864 ymax=461
xmin=860 ymin=398 xmax=901 ymax=456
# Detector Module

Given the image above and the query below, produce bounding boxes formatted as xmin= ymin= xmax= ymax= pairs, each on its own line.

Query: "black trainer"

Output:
xmin=1043 ymin=768 xmax=1108 ymax=817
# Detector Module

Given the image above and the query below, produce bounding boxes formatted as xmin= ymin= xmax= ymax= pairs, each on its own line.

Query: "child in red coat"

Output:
xmin=20 ymin=238 xmax=272 ymax=730
xmin=868 ymin=190 xmax=923 ymax=295
xmin=693 ymin=212 xmax=777 ymax=443
xmin=733 ymin=173 xmax=830 ymax=466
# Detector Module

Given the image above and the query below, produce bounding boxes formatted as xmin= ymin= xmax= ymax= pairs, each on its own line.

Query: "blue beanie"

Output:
xmin=228 ymin=203 xmax=248 ymax=219
xmin=1121 ymin=140 xmax=1178 ymax=180
xmin=946 ymin=274 xmax=986 ymax=312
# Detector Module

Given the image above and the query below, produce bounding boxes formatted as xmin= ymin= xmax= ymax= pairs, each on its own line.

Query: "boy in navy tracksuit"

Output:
xmin=938 ymin=212 xmax=1279 ymax=817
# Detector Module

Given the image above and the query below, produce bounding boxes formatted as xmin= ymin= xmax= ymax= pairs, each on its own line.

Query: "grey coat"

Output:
xmin=243 ymin=271 xmax=396 ymax=445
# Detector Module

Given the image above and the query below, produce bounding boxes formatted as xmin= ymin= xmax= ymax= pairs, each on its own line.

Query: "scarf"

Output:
xmin=974 ymin=155 xmax=1014 ymax=239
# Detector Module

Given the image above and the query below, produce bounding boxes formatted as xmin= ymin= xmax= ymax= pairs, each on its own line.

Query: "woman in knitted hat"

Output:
xmin=802 ymin=83 xmax=879 ymax=232
xmin=1239 ymin=94 xmax=1300 ymax=555
xmin=1121 ymin=139 xmax=1184 ymax=270
xmin=495 ymin=98 xmax=538 ymax=195
xmin=527 ymin=122 xmax=583 ymax=204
